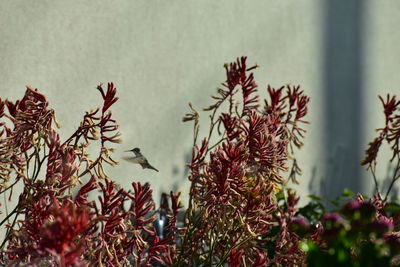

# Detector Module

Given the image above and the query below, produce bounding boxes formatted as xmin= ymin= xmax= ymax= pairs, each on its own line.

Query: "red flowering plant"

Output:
xmin=180 ymin=57 xmax=310 ymax=266
xmin=298 ymin=94 xmax=400 ymax=266
xmin=362 ymin=94 xmax=400 ymax=200
xmin=0 ymin=84 xmax=182 ymax=266
xmin=5 ymin=56 xmax=400 ymax=266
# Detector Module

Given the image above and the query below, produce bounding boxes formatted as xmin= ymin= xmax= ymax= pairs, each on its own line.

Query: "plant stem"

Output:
xmin=370 ymin=164 xmax=380 ymax=196
xmin=0 ymin=205 xmax=18 ymax=227
xmin=0 ymin=179 xmax=19 ymax=195
xmin=216 ymin=235 xmax=252 ymax=267
xmin=78 ymin=158 xmax=100 ymax=178
xmin=0 ymin=207 xmax=19 ymax=250
xmin=60 ymin=250 xmax=66 ymax=267
xmin=384 ymin=157 xmax=400 ymax=201
xmin=206 ymin=137 xmax=226 ymax=154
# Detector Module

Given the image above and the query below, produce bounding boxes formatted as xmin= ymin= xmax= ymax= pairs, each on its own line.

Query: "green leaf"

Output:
xmin=340 ymin=188 xmax=355 ymax=198
xmin=276 ymin=190 xmax=285 ymax=201
xmin=307 ymin=194 xmax=324 ymax=202
xmin=337 ymin=248 xmax=348 ymax=263
xmin=330 ymin=200 xmax=339 ymax=207
xmin=385 ymin=202 xmax=400 ymax=212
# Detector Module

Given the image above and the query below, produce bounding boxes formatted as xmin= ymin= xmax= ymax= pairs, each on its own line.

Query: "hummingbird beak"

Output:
xmin=124 ymin=150 xmax=131 ymax=152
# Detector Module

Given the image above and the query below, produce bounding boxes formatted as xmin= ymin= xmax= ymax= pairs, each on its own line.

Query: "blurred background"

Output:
xmin=0 ymin=0 xmax=399 ymax=214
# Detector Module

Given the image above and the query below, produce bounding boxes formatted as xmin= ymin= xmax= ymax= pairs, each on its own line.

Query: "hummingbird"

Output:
xmin=124 ymin=148 xmax=159 ymax=172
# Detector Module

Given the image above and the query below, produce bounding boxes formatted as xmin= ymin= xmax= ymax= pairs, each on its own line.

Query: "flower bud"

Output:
xmin=342 ymin=200 xmax=361 ymax=216
xmin=290 ymin=217 xmax=311 ymax=236
xmin=368 ymin=216 xmax=394 ymax=234
xmin=321 ymin=213 xmax=345 ymax=237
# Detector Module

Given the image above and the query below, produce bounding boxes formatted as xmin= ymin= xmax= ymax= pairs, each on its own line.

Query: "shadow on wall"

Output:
xmin=320 ymin=0 xmax=365 ymax=200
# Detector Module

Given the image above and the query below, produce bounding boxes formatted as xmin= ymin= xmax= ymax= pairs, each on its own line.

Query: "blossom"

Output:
xmin=181 ymin=57 xmax=309 ymax=265
xmin=1 ymin=83 xmax=181 ymax=266
xmin=38 ymin=199 xmax=91 ymax=266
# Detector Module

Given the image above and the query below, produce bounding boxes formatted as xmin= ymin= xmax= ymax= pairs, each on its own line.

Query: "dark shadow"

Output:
xmin=165 ymin=148 xmax=192 ymax=197
xmin=321 ymin=1 xmax=365 ymax=200
xmin=308 ymin=166 xmax=318 ymax=195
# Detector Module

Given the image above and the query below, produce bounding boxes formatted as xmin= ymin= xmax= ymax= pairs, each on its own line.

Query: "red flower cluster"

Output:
xmin=181 ymin=57 xmax=309 ymax=266
xmin=38 ymin=199 xmax=91 ymax=266
xmin=362 ymin=94 xmax=400 ymax=200
xmin=0 ymin=58 xmax=310 ymax=266
xmin=0 ymin=84 xmax=182 ymax=266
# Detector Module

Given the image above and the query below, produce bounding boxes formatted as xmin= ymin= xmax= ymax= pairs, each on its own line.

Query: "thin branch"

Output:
xmin=206 ymin=137 xmax=227 ymax=154
xmin=0 ymin=205 xmax=18 ymax=227
xmin=384 ymin=157 xmax=400 ymax=201
xmin=370 ymin=164 xmax=381 ymax=196
xmin=0 ymin=206 xmax=19 ymax=250
xmin=0 ymin=178 xmax=20 ymax=195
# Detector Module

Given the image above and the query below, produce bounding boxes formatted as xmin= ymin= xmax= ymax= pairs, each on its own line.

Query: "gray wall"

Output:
xmin=0 ymin=0 xmax=399 ymax=218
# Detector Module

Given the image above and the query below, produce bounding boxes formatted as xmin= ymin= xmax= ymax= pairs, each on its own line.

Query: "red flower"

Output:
xmin=39 ymin=199 xmax=91 ymax=266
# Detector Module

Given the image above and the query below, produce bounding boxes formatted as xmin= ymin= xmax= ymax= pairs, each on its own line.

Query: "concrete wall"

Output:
xmin=0 ymin=0 xmax=399 ymax=217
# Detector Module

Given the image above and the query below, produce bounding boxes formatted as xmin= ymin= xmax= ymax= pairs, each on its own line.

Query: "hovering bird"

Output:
xmin=124 ymin=148 xmax=159 ymax=172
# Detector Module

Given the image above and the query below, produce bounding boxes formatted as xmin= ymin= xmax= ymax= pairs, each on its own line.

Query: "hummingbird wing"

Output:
xmin=122 ymin=156 xmax=146 ymax=164
xmin=123 ymin=156 xmax=158 ymax=172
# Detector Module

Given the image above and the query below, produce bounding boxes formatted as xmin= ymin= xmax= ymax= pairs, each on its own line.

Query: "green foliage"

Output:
xmin=297 ymin=195 xmax=326 ymax=224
